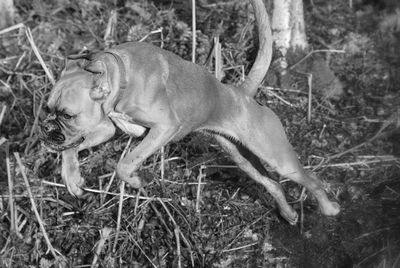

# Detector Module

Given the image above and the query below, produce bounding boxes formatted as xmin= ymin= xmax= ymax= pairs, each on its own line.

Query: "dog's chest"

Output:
xmin=108 ymin=111 xmax=146 ymax=137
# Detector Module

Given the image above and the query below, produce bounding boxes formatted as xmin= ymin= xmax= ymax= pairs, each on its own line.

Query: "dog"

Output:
xmin=40 ymin=0 xmax=340 ymax=224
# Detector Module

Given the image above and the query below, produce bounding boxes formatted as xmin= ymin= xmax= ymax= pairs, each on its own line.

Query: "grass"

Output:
xmin=1 ymin=0 xmax=400 ymax=267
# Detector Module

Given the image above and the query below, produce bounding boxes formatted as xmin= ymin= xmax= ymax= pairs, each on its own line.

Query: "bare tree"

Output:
xmin=0 ymin=0 xmax=17 ymax=29
xmin=271 ymin=0 xmax=343 ymax=99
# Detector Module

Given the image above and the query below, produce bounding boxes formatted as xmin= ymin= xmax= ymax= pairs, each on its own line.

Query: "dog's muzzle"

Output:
xmin=41 ymin=120 xmax=65 ymax=142
xmin=40 ymin=118 xmax=84 ymax=151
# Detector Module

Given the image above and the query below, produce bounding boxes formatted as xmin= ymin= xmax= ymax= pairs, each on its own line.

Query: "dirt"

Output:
xmin=1 ymin=0 xmax=400 ymax=267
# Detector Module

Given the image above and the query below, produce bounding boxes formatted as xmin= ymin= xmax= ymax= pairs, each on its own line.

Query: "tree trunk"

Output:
xmin=0 ymin=0 xmax=17 ymax=29
xmin=271 ymin=0 xmax=343 ymax=99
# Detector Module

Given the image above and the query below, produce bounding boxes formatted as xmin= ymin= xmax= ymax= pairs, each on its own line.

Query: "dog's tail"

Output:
xmin=241 ymin=0 xmax=272 ymax=97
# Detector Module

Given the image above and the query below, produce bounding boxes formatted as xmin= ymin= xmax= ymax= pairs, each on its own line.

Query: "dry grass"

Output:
xmin=0 ymin=0 xmax=400 ymax=267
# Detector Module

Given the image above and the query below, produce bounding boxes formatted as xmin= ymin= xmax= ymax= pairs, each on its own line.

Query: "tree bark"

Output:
xmin=271 ymin=0 xmax=343 ymax=99
xmin=0 ymin=0 xmax=17 ymax=29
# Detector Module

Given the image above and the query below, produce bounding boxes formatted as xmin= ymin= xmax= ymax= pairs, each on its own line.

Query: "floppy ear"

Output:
xmin=61 ymin=53 xmax=92 ymax=76
xmin=84 ymin=60 xmax=111 ymax=102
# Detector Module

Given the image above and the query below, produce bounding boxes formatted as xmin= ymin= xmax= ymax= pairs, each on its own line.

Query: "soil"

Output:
xmin=0 ymin=0 xmax=400 ymax=267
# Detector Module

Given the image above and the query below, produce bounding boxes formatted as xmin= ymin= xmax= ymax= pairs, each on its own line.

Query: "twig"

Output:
xmin=6 ymin=143 xmax=15 ymax=233
xmin=126 ymin=232 xmax=158 ymax=268
xmin=221 ymin=242 xmax=258 ymax=253
xmin=329 ymin=111 xmax=400 ymax=159
xmin=356 ymin=247 xmax=386 ymax=267
xmin=307 ymin=73 xmax=312 ymax=123
xmin=222 ymin=215 xmax=266 ymax=251
xmin=14 ymin=153 xmax=61 ymax=260
xmin=299 ymin=187 xmax=306 ymax=235
xmin=134 ymin=189 xmax=141 ymax=216
xmin=0 ymin=105 xmax=6 ymax=127
xmin=196 ymin=165 xmax=205 ymax=213
xmin=160 ymin=146 xmax=166 ymax=193
xmin=140 ymin=190 xmax=172 ymax=236
xmin=289 ymin=49 xmax=345 ymax=70
xmin=0 ymin=22 xmax=25 ymax=35
xmin=112 ymin=136 xmax=133 ymax=252
xmin=214 ymin=36 xmax=222 ymax=80
xmin=25 ymin=27 xmax=55 ymax=85
xmin=24 ymin=94 xmax=44 ymax=154
xmin=113 ymin=180 xmax=126 ymax=253
xmin=304 ymin=155 xmax=399 ymax=169
xmin=260 ymin=86 xmax=295 ymax=107
xmin=157 ymin=198 xmax=193 ymax=254
xmin=139 ymin=28 xmax=163 ymax=42
xmin=91 ymin=227 xmax=113 ymax=268
xmin=174 ymin=228 xmax=182 ymax=268
xmin=41 ymin=180 xmax=171 ymax=201
xmin=191 ymin=0 xmax=197 ymax=63
xmin=103 ymin=137 xmax=133 ymax=200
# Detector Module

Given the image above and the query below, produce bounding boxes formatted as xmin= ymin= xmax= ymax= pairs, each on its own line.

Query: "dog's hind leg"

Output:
xmin=240 ymin=109 xmax=340 ymax=217
xmin=214 ymin=135 xmax=299 ymax=225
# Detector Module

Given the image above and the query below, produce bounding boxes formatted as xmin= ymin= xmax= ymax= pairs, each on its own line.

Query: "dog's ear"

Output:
xmin=84 ymin=60 xmax=111 ymax=102
xmin=62 ymin=53 xmax=92 ymax=75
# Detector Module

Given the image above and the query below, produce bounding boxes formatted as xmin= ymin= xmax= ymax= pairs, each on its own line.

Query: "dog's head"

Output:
xmin=40 ymin=54 xmax=118 ymax=151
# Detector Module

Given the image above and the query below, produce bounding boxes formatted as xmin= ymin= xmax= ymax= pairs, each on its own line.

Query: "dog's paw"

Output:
xmin=320 ymin=201 xmax=341 ymax=216
xmin=122 ymin=174 xmax=145 ymax=189
xmin=279 ymin=208 xmax=299 ymax=225
xmin=65 ymin=179 xmax=84 ymax=197
xmin=117 ymin=162 xmax=152 ymax=188
xmin=121 ymin=171 xmax=154 ymax=189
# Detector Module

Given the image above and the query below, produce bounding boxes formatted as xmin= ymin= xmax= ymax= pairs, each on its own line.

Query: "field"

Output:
xmin=1 ymin=0 xmax=400 ymax=267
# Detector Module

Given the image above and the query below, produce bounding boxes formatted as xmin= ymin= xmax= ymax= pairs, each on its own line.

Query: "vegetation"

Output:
xmin=0 ymin=0 xmax=399 ymax=267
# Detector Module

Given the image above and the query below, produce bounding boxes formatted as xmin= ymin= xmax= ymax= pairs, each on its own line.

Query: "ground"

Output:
xmin=0 ymin=0 xmax=400 ymax=267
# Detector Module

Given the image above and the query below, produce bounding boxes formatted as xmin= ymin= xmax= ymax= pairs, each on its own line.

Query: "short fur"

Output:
xmin=40 ymin=0 xmax=339 ymax=224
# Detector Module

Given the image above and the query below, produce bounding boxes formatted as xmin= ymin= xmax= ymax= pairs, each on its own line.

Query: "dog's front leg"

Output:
xmin=117 ymin=125 xmax=180 ymax=188
xmin=61 ymin=148 xmax=84 ymax=197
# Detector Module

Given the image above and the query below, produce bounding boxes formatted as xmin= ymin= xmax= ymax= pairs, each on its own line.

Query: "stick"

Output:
xmin=174 ymin=228 xmax=182 ymax=268
xmin=14 ymin=153 xmax=60 ymax=260
xmin=112 ymin=137 xmax=133 ymax=252
xmin=112 ymin=180 xmax=126 ymax=253
xmin=0 ymin=105 xmax=6 ymax=127
xmin=91 ymin=227 xmax=113 ymax=268
xmin=157 ymin=198 xmax=193 ymax=252
xmin=0 ymin=22 xmax=25 ymax=35
xmin=160 ymin=146 xmax=165 ymax=192
xmin=289 ymin=49 xmax=345 ymax=70
xmin=195 ymin=165 xmax=205 ymax=213
xmin=6 ymin=143 xmax=15 ymax=233
xmin=25 ymin=27 xmax=55 ymax=85
xmin=191 ymin=0 xmax=196 ymax=63
xmin=103 ymin=137 xmax=133 ymax=200
xmin=329 ymin=111 xmax=400 ymax=159
xmin=24 ymin=94 xmax=44 ymax=154
xmin=307 ymin=73 xmax=312 ymax=123
xmin=139 ymin=28 xmax=163 ymax=42
xmin=41 ymin=180 xmax=171 ymax=201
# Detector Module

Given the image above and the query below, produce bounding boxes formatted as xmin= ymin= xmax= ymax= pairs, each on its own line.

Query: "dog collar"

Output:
xmin=103 ymin=50 xmax=127 ymax=92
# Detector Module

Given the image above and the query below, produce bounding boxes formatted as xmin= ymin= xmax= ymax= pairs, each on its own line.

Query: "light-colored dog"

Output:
xmin=40 ymin=0 xmax=340 ymax=224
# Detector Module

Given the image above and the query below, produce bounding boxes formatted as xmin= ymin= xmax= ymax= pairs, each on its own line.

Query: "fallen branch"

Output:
xmin=329 ymin=109 xmax=400 ymax=159
xmin=14 ymin=153 xmax=63 ymax=261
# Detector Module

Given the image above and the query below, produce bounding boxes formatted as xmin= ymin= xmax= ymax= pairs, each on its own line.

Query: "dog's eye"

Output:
xmin=62 ymin=113 xmax=72 ymax=120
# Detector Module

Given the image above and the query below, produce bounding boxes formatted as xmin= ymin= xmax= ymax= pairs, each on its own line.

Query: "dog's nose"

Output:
xmin=40 ymin=121 xmax=65 ymax=143
xmin=42 ymin=123 xmax=57 ymax=134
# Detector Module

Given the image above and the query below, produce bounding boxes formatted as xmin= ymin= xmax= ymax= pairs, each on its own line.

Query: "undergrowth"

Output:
xmin=0 ymin=0 xmax=399 ymax=267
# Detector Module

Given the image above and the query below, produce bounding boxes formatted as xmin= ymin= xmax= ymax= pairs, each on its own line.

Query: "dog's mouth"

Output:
xmin=42 ymin=136 xmax=85 ymax=152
